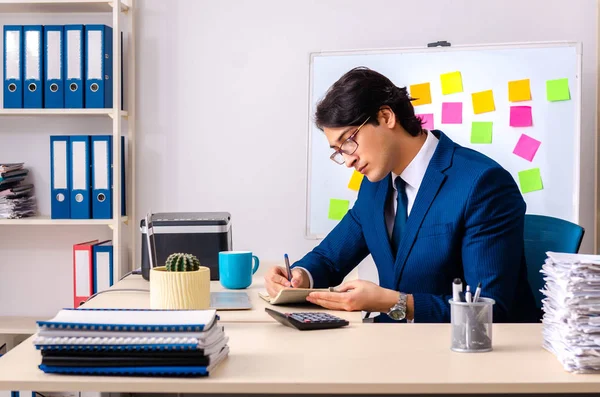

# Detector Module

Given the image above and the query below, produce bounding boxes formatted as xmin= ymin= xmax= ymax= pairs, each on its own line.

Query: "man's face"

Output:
xmin=324 ymin=116 xmax=395 ymax=182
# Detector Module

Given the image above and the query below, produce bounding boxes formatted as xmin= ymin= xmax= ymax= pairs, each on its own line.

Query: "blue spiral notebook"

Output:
xmin=39 ymin=365 xmax=210 ymax=377
xmin=34 ymin=334 xmax=229 ymax=355
xmin=37 ymin=308 xmax=218 ymax=332
xmin=38 ymin=345 xmax=230 ymax=377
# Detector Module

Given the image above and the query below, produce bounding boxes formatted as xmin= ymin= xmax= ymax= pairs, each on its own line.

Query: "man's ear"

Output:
xmin=379 ymin=106 xmax=396 ymax=129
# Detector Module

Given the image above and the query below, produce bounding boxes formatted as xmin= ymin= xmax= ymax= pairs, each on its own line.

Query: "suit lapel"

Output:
xmin=393 ymin=130 xmax=454 ymax=289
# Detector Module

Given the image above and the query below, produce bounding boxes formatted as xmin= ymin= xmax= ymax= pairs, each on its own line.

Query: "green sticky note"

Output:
xmin=546 ymin=78 xmax=570 ymax=101
xmin=471 ymin=122 xmax=493 ymax=144
xmin=518 ymin=168 xmax=543 ymax=193
xmin=328 ymin=199 xmax=349 ymax=220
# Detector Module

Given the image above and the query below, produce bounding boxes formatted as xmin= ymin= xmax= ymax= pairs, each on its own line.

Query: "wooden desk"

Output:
xmin=80 ymin=271 xmax=363 ymax=323
xmin=0 ymin=323 xmax=597 ymax=395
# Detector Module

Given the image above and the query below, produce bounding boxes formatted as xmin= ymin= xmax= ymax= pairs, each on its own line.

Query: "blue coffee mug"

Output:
xmin=219 ymin=251 xmax=260 ymax=289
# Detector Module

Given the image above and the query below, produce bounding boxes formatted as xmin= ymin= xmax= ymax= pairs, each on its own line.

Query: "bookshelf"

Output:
xmin=0 ymin=215 xmax=128 ymax=226
xmin=0 ymin=0 xmax=136 ymax=331
xmin=0 ymin=0 xmax=130 ymax=13
xmin=0 ymin=108 xmax=128 ymax=117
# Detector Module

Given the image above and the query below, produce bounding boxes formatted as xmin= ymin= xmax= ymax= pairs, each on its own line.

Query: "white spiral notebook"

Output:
xmin=34 ymin=333 xmax=229 ymax=355
xmin=37 ymin=308 xmax=218 ymax=332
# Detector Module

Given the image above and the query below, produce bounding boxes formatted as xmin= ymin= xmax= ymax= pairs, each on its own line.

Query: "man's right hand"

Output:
xmin=264 ymin=266 xmax=309 ymax=297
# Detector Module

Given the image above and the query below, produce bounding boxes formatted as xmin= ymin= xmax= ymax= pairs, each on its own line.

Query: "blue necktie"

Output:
xmin=391 ymin=176 xmax=408 ymax=256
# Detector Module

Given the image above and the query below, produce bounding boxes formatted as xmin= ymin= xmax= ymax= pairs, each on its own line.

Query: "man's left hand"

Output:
xmin=306 ymin=280 xmax=400 ymax=312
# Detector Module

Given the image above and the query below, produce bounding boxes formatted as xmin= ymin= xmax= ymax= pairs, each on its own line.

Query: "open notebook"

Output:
xmin=258 ymin=287 xmax=335 ymax=305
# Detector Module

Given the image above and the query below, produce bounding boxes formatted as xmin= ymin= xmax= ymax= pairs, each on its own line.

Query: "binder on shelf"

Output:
xmin=23 ymin=25 xmax=43 ymax=108
xmin=91 ymin=135 xmax=111 ymax=219
xmin=14 ymin=392 xmax=34 ymax=397
xmin=64 ymin=25 xmax=84 ymax=108
xmin=3 ymin=25 xmax=23 ymax=109
xmin=85 ymin=25 xmax=112 ymax=108
xmin=91 ymin=135 xmax=126 ymax=219
xmin=50 ymin=136 xmax=71 ymax=219
xmin=93 ymin=240 xmax=113 ymax=293
xmin=69 ymin=135 xmax=91 ymax=219
xmin=43 ymin=25 xmax=64 ymax=108
xmin=120 ymin=135 xmax=126 ymax=216
xmin=73 ymin=240 xmax=98 ymax=307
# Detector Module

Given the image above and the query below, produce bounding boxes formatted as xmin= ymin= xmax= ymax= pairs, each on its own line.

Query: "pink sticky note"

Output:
xmin=417 ymin=113 xmax=434 ymax=130
xmin=510 ymin=106 xmax=533 ymax=127
xmin=513 ymin=134 xmax=541 ymax=162
xmin=442 ymin=102 xmax=462 ymax=124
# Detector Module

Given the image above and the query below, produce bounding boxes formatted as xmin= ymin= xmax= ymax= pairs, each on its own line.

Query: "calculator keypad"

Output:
xmin=288 ymin=312 xmax=344 ymax=323
xmin=266 ymin=308 xmax=348 ymax=330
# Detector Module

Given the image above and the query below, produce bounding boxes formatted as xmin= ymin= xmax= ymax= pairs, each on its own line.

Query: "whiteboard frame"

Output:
xmin=305 ymin=41 xmax=582 ymax=240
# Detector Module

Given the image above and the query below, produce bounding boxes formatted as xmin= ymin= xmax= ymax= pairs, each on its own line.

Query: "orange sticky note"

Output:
xmin=348 ymin=170 xmax=364 ymax=191
xmin=471 ymin=90 xmax=495 ymax=114
xmin=410 ymin=82 xmax=432 ymax=106
xmin=508 ymin=79 xmax=531 ymax=102
xmin=440 ymin=71 xmax=463 ymax=95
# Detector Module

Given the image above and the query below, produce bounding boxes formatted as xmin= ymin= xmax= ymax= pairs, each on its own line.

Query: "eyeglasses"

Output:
xmin=330 ymin=116 xmax=370 ymax=165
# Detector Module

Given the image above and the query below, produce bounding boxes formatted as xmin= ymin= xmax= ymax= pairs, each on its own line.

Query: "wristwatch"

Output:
xmin=387 ymin=292 xmax=408 ymax=321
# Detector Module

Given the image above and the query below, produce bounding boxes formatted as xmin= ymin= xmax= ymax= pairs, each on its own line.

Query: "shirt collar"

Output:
xmin=392 ymin=130 xmax=440 ymax=191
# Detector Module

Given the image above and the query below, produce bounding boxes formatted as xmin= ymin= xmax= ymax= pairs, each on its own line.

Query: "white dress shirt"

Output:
xmin=386 ymin=130 xmax=439 ymax=236
xmin=298 ymin=131 xmax=440 ymax=294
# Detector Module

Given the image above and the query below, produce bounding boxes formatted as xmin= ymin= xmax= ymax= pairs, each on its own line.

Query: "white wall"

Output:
xmin=0 ymin=0 xmax=597 ymax=316
xmin=136 ymin=0 xmax=597 ymax=257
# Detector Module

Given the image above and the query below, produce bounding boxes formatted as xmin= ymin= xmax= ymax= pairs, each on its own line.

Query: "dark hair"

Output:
xmin=314 ymin=67 xmax=423 ymax=136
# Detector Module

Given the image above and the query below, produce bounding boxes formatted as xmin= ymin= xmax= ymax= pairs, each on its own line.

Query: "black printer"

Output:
xmin=140 ymin=212 xmax=232 ymax=281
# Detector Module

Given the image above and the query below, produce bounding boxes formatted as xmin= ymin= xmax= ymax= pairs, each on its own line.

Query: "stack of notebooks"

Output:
xmin=541 ymin=252 xmax=600 ymax=373
xmin=33 ymin=308 xmax=229 ymax=377
xmin=0 ymin=163 xmax=36 ymax=219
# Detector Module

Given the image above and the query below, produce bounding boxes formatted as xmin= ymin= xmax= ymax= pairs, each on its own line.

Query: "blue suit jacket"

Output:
xmin=295 ymin=130 xmax=538 ymax=323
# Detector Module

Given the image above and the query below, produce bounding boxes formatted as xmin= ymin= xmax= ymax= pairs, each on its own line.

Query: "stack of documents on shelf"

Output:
xmin=541 ymin=252 xmax=600 ymax=373
xmin=0 ymin=163 xmax=36 ymax=219
xmin=33 ymin=309 xmax=229 ymax=377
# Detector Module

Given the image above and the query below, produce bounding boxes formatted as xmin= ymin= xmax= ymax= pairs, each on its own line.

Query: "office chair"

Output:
xmin=524 ymin=214 xmax=584 ymax=318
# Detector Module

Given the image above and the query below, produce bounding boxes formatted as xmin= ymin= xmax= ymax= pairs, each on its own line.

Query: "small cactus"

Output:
xmin=165 ymin=253 xmax=201 ymax=272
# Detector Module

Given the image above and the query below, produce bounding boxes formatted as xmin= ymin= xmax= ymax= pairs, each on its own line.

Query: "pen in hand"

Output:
xmin=284 ymin=253 xmax=293 ymax=288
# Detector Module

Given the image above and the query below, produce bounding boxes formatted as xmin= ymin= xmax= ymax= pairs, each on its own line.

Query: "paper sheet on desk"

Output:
xmin=258 ymin=287 xmax=335 ymax=305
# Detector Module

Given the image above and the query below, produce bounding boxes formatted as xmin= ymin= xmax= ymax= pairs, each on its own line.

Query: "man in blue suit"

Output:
xmin=265 ymin=67 xmax=538 ymax=323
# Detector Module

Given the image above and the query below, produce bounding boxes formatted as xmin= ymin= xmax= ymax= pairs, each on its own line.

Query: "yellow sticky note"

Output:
xmin=471 ymin=90 xmax=495 ymax=114
xmin=440 ymin=71 xmax=463 ymax=95
xmin=348 ymin=170 xmax=364 ymax=191
xmin=409 ymin=82 xmax=432 ymax=106
xmin=508 ymin=79 xmax=531 ymax=102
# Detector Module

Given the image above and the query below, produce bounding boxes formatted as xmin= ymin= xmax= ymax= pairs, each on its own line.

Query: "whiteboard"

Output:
xmin=305 ymin=42 xmax=581 ymax=239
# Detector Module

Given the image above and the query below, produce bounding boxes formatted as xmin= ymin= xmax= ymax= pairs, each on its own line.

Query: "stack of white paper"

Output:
xmin=541 ymin=252 xmax=600 ymax=373
xmin=0 ymin=163 xmax=36 ymax=219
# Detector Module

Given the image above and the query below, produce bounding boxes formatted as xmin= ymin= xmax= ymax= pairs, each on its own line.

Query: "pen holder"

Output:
xmin=449 ymin=297 xmax=494 ymax=353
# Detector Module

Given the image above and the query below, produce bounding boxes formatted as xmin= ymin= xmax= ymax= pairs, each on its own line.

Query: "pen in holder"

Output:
xmin=449 ymin=297 xmax=494 ymax=353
